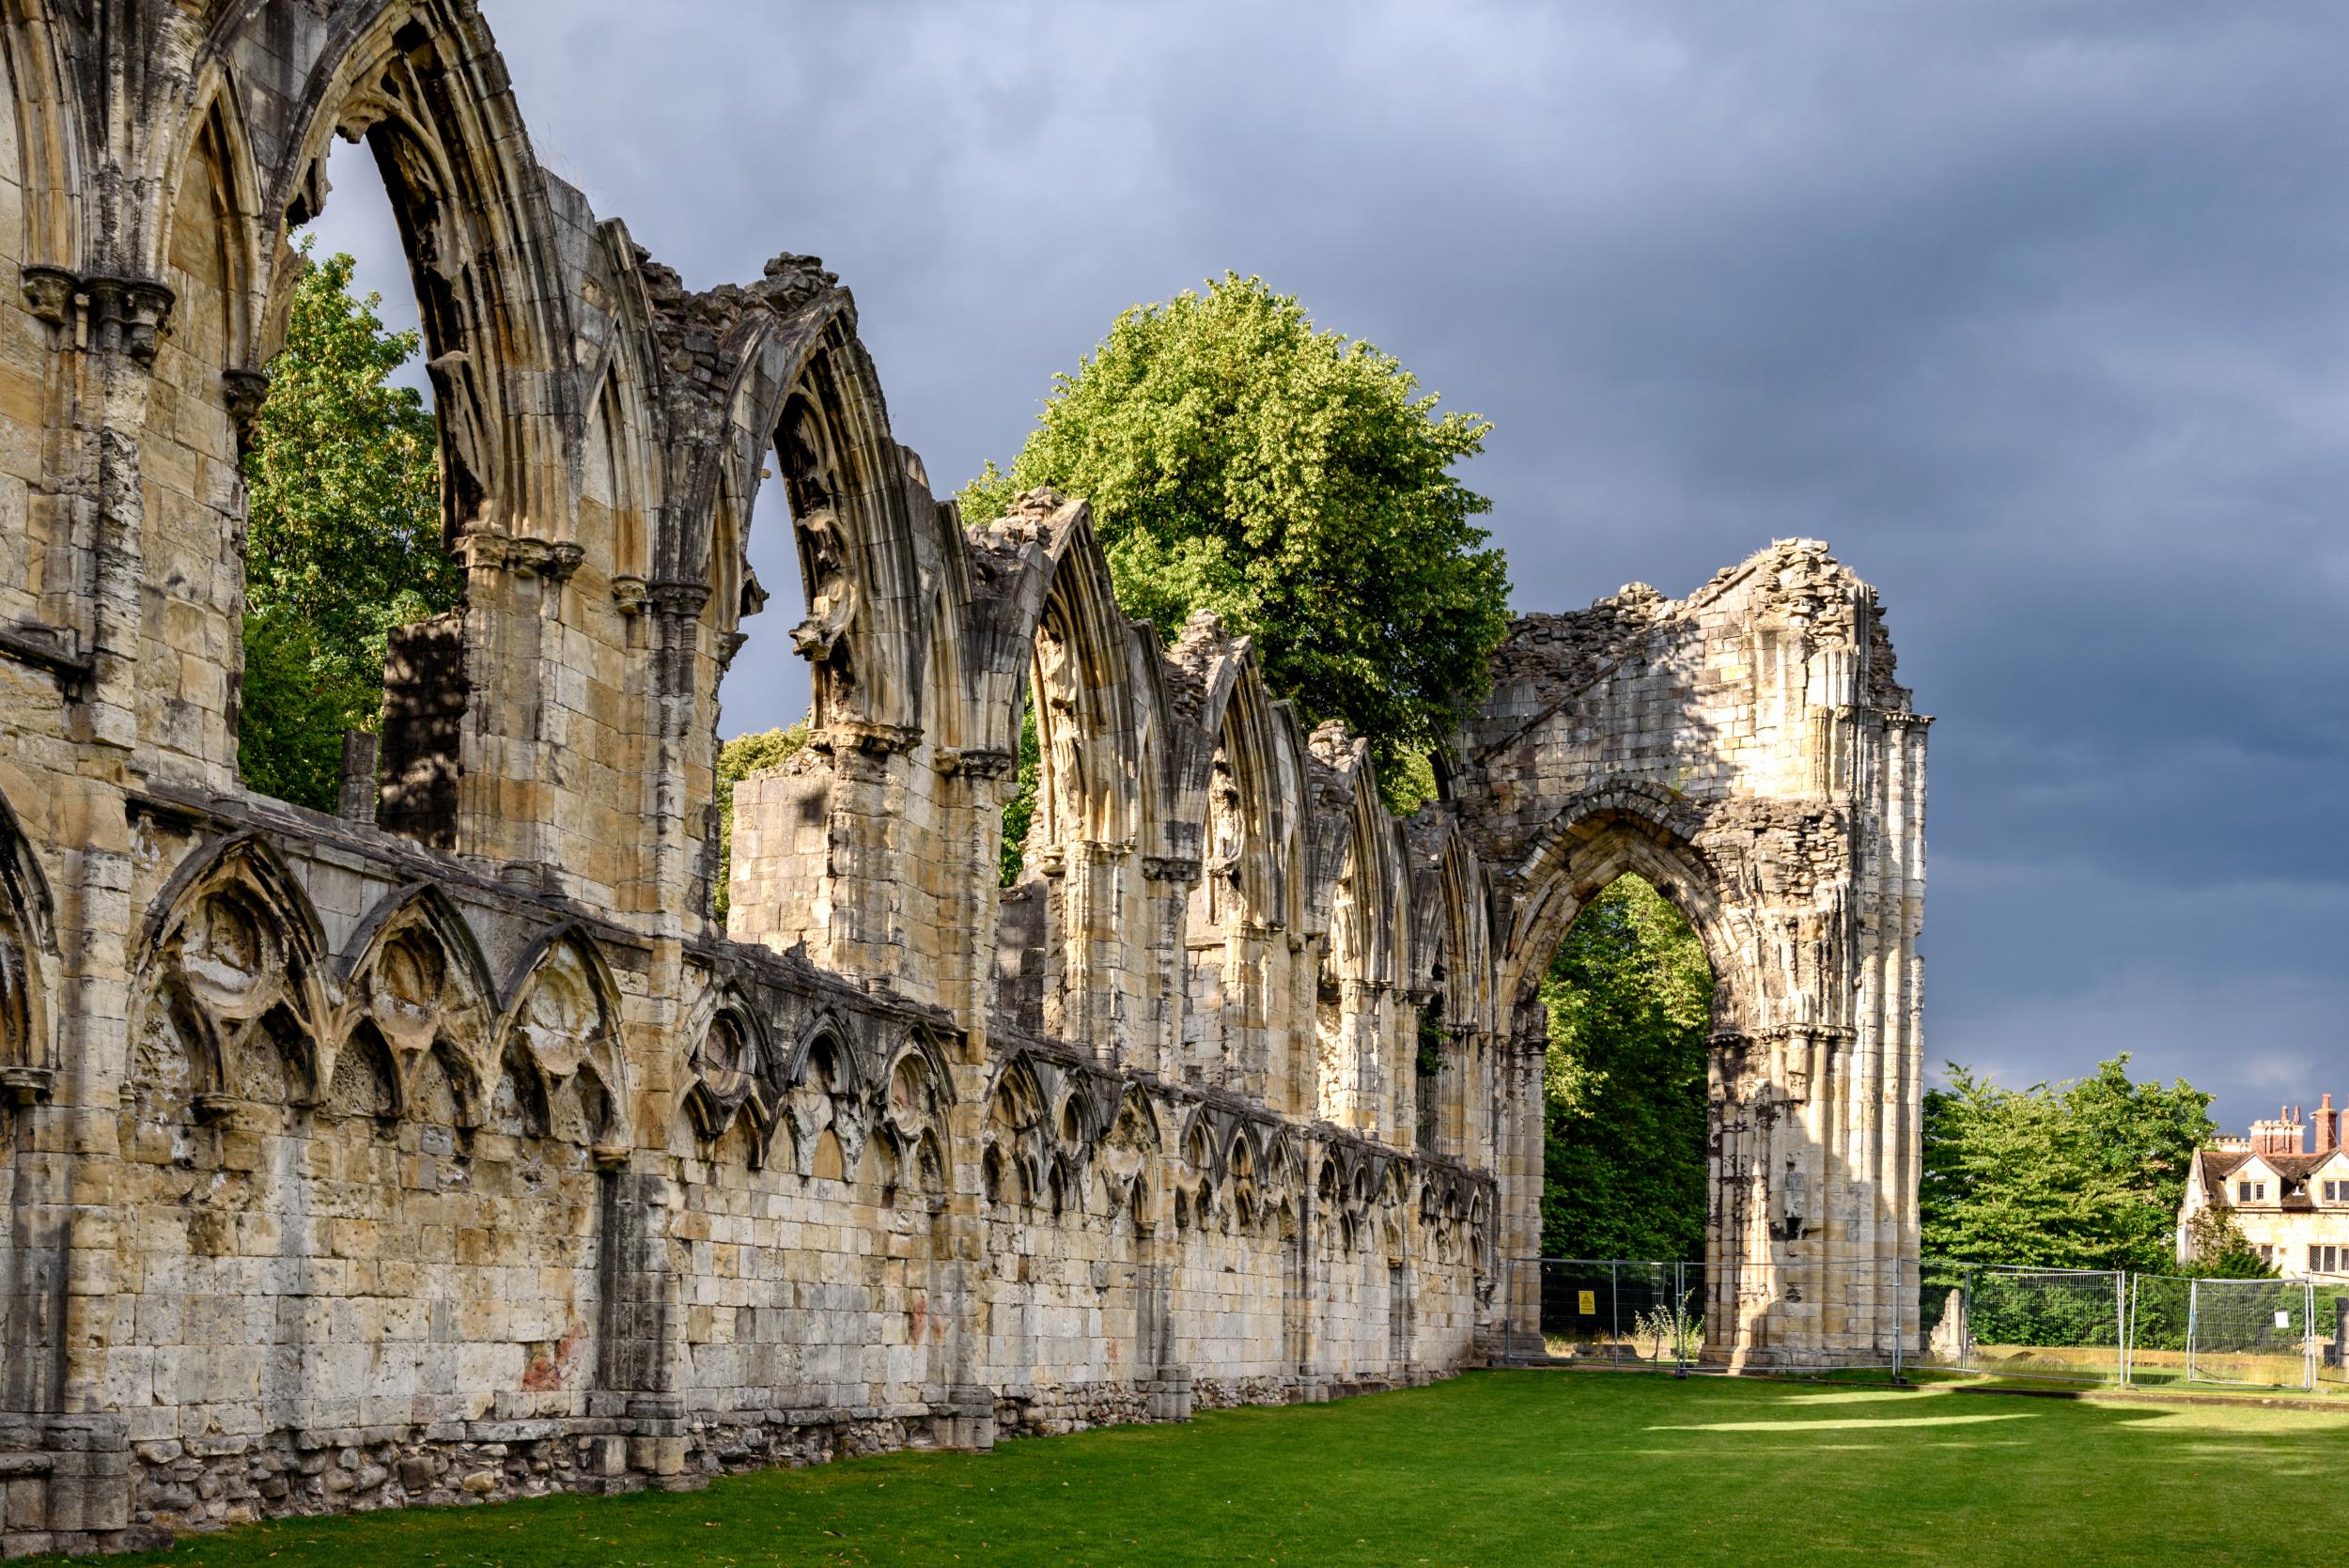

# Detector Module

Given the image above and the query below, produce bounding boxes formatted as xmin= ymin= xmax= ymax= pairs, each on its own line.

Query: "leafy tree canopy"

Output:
xmin=1921 ymin=1055 xmax=2215 ymax=1272
xmin=238 ymin=242 xmax=456 ymax=810
xmin=958 ymin=273 xmax=1509 ymax=813
xmin=1539 ymin=877 xmax=1715 ymax=1263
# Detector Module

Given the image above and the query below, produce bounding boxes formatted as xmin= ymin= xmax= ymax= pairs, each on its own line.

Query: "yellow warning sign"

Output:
xmin=1578 ymin=1290 xmax=1596 ymax=1315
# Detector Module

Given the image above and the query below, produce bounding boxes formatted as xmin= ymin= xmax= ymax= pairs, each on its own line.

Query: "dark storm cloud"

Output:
xmin=318 ymin=1 xmax=2349 ymax=1126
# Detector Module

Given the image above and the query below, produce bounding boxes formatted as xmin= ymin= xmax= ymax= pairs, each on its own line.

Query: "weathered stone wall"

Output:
xmin=0 ymin=1 xmax=1921 ymax=1556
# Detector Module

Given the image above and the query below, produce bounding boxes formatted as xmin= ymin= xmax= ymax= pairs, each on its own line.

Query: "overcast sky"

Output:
xmin=311 ymin=1 xmax=2348 ymax=1131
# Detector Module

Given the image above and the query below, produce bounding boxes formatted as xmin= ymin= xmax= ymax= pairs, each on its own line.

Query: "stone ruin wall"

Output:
xmin=1455 ymin=555 xmax=1929 ymax=1363
xmin=0 ymin=1 xmax=1922 ymax=1556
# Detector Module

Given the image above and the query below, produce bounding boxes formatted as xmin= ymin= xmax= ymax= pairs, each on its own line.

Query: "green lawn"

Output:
xmin=40 ymin=1372 xmax=2349 ymax=1567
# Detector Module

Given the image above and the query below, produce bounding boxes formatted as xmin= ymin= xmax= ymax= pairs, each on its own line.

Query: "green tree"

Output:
xmin=997 ymin=706 xmax=1040 ymax=888
xmin=2182 ymin=1204 xmax=2276 ymax=1280
xmin=958 ymin=272 xmax=1508 ymax=814
xmin=238 ymin=242 xmax=457 ymax=810
xmin=2061 ymin=1055 xmax=2217 ymax=1269
xmin=713 ymin=722 xmax=811 ymax=922
xmin=1538 ymin=877 xmax=1716 ymax=1262
xmin=1920 ymin=1055 xmax=2215 ymax=1271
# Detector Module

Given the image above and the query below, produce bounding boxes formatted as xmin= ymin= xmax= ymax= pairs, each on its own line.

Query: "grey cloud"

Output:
xmin=314 ymin=0 xmax=2348 ymax=1126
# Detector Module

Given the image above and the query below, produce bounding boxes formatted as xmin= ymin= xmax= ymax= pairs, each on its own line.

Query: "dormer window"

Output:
xmin=2237 ymin=1179 xmax=2268 ymax=1203
xmin=2326 ymin=1180 xmax=2344 ymax=1203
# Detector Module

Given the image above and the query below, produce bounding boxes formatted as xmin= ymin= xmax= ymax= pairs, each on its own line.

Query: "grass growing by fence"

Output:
xmin=32 ymin=1370 xmax=2349 ymax=1567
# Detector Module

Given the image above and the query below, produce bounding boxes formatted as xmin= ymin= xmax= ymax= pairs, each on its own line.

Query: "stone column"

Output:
xmin=1139 ymin=857 xmax=1199 ymax=1081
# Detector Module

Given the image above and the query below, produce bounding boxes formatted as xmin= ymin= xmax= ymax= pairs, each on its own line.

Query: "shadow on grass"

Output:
xmin=29 ymin=1372 xmax=2349 ymax=1568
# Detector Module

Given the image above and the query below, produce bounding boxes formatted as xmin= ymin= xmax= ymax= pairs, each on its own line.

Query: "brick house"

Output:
xmin=2177 ymin=1094 xmax=2349 ymax=1277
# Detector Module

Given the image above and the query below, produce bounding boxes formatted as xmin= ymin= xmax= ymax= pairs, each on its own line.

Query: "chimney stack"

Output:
xmin=2250 ymin=1110 xmax=2305 ymax=1157
xmin=2319 ymin=1094 xmax=2340 ymax=1156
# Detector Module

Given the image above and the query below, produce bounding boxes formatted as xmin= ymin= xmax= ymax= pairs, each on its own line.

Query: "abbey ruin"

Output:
xmin=0 ymin=1 xmax=1926 ymax=1554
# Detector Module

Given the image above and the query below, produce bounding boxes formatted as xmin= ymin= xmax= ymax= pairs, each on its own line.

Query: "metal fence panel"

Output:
xmin=1519 ymin=1259 xmax=1688 ymax=1366
xmin=2316 ymin=1275 xmax=2349 ymax=1390
xmin=1967 ymin=1265 xmax=2125 ymax=1385
xmin=2117 ymin=1273 xmax=2316 ymax=1390
xmin=1503 ymin=1257 xmax=2332 ymax=1393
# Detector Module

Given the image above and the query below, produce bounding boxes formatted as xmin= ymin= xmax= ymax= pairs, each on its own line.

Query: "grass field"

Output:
xmin=32 ymin=1371 xmax=2349 ymax=1567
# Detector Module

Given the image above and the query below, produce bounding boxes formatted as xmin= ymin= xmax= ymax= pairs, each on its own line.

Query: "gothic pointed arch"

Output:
xmin=779 ymin=1012 xmax=863 ymax=1178
xmin=0 ymin=783 xmax=56 ymax=1092
xmin=1407 ymin=817 xmax=1495 ymax=1038
xmin=694 ymin=275 xmax=926 ymax=741
xmin=1499 ymin=781 xmax=1754 ymax=1041
xmin=575 ymin=257 xmax=663 ymax=596
xmin=679 ymin=982 xmax=779 ymax=1148
xmin=492 ymin=923 xmax=631 ymax=1149
xmin=155 ymin=78 xmax=263 ymax=387
xmin=335 ymin=880 xmax=498 ymax=1084
xmin=874 ymin=1029 xmax=954 ymax=1198
xmin=1007 ymin=502 xmax=1151 ymax=860
xmin=132 ymin=834 xmax=332 ymax=1111
xmin=1096 ymin=1084 xmax=1161 ymax=1219
xmin=981 ymin=1052 xmax=1050 ymax=1212
xmin=0 ymin=0 xmax=84 ymax=270
xmin=236 ymin=0 xmax=580 ymax=541
xmin=1192 ymin=657 xmax=1298 ymax=933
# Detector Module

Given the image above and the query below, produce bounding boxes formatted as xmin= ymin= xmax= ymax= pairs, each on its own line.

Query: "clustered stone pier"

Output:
xmin=0 ymin=1 xmax=1926 ymax=1555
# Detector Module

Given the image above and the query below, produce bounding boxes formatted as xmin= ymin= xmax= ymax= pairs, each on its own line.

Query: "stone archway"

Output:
xmin=1453 ymin=544 xmax=1928 ymax=1367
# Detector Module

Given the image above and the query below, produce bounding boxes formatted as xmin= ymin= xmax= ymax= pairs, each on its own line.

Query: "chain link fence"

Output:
xmin=1502 ymin=1256 xmax=2338 ymax=1391
xmin=1909 ymin=1265 xmax=2126 ymax=1385
xmin=2318 ymin=1275 xmax=2349 ymax=1390
xmin=1505 ymin=1256 xmax=1907 ymax=1375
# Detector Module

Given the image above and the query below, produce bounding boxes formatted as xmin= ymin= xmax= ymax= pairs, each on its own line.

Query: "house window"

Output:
xmin=2238 ymin=1180 xmax=2254 ymax=1203
xmin=2326 ymin=1180 xmax=2343 ymax=1203
xmin=2310 ymin=1245 xmax=2340 ymax=1274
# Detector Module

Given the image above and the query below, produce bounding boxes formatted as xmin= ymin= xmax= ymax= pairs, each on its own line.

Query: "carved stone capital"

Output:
xmin=221 ymin=368 xmax=271 ymax=452
xmin=939 ymin=747 xmax=1015 ymax=781
xmin=499 ymin=536 xmax=586 ymax=584
xmin=20 ymin=264 xmax=75 ymax=330
xmin=648 ymin=578 xmax=712 ymax=618
xmin=0 ymin=1065 xmax=54 ymax=1106
xmin=816 ymin=719 xmax=922 ymax=755
xmin=1142 ymin=854 xmax=1202 ymax=885
xmin=85 ymin=273 xmax=175 ymax=364
xmin=457 ymin=528 xmax=512 ymax=573
xmin=612 ymin=575 xmax=649 ymax=615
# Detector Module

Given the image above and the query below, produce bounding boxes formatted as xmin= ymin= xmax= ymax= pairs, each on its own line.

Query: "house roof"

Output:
xmin=2200 ymin=1147 xmax=2335 ymax=1192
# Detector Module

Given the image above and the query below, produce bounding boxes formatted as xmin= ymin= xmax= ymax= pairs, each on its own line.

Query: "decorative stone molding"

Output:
xmin=85 ymin=274 xmax=175 ymax=363
xmin=647 ymin=579 xmax=712 ymax=618
xmin=938 ymin=747 xmax=1015 ymax=781
xmin=814 ymin=719 xmax=922 ymax=755
xmin=19 ymin=263 xmax=75 ymax=329
xmin=221 ymin=369 xmax=272 ymax=453
xmin=0 ymin=1064 xmax=54 ymax=1106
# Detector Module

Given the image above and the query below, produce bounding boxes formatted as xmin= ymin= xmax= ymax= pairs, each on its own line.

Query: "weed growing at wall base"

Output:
xmin=35 ymin=1372 xmax=2346 ymax=1568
